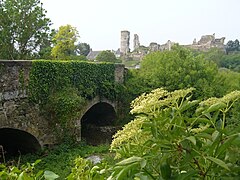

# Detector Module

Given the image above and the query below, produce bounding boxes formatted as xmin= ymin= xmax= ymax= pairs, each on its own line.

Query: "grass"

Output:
xmin=18 ymin=142 xmax=112 ymax=179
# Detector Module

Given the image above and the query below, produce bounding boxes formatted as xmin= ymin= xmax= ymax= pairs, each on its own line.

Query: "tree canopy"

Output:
xmin=0 ymin=0 xmax=51 ymax=59
xmin=51 ymin=24 xmax=79 ymax=60
xmin=226 ymin=39 xmax=240 ymax=54
xmin=76 ymin=42 xmax=90 ymax=56
xmin=138 ymin=45 xmax=220 ymax=98
xmin=96 ymin=50 xmax=118 ymax=62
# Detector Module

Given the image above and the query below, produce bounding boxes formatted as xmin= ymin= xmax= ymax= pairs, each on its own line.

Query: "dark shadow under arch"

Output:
xmin=81 ymin=102 xmax=117 ymax=145
xmin=0 ymin=128 xmax=41 ymax=157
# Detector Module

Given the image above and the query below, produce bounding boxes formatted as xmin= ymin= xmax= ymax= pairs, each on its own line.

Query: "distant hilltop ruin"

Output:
xmin=120 ymin=30 xmax=226 ymax=60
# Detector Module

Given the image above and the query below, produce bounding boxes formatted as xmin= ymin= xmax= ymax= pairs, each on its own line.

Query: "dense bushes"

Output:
xmin=137 ymin=45 xmax=221 ymax=98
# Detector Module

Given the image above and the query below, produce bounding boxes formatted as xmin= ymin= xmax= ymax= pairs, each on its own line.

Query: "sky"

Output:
xmin=41 ymin=0 xmax=240 ymax=51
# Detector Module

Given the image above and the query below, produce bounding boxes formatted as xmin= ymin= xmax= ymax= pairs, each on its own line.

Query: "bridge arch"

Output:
xmin=79 ymin=97 xmax=118 ymax=145
xmin=0 ymin=128 xmax=41 ymax=156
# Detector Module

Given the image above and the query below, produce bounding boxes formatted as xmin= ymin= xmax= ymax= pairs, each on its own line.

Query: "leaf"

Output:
xmin=44 ymin=171 xmax=59 ymax=180
xmin=180 ymin=100 xmax=200 ymax=112
xmin=17 ymin=172 xmax=31 ymax=180
xmin=115 ymin=162 xmax=138 ymax=180
xmin=160 ymin=162 xmax=172 ymax=179
xmin=217 ymin=134 xmax=239 ymax=157
xmin=206 ymin=156 xmax=230 ymax=171
xmin=195 ymin=132 xmax=212 ymax=140
xmin=204 ymin=102 xmax=227 ymax=113
xmin=186 ymin=136 xmax=196 ymax=145
xmin=116 ymin=156 xmax=143 ymax=166
xmin=140 ymin=159 xmax=147 ymax=168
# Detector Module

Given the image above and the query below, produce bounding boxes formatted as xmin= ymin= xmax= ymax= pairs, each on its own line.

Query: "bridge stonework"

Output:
xmin=0 ymin=60 xmax=125 ymax=149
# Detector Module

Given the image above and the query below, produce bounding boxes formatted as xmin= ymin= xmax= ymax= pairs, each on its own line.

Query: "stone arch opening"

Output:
xmin=81 ymin=102 xmax=118 ymax=145
xmin=0 ymin=128 xmax=41 ymax=157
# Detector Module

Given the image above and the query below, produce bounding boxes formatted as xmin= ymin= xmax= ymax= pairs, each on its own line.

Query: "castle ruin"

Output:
xmin=185 ymin=33 xmax=225 ymax=51
xmin=133 ymin=34 xmax=140 ymax=50
xmin=120 ymin=30 xmax=225 ymax=61
xmin=120 ymin=30 xmax=130 ymax=55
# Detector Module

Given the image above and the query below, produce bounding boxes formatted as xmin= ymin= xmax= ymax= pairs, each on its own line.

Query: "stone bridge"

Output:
xmin=0 ymin=60 xmax=125 ymax=155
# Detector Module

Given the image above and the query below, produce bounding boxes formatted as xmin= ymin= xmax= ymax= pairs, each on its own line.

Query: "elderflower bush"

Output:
xmin=110 ymin=116 xmax=152 ymax=159
xmin=109 ymin=88 xmax=240 ymax=179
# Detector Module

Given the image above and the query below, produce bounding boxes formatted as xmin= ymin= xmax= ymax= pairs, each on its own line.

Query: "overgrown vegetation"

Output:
xmin=67 ymin=88 xmax=240 ymax=179
xmin=28 ymin=60 xmax=120 ymax=139
xmin=19 ymin=143 xmax=111 ymax=179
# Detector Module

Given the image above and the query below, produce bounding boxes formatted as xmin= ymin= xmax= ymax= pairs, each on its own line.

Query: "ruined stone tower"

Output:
xmin=120 ymin=30 xmax=130 ymax=55
xmin=133 ymin=34 xmax=140 ymax=50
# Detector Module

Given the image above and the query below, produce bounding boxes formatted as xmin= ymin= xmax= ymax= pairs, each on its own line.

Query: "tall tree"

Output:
xmin=96 ymin=50 xmax=118 ymax=62
xmin=226 ymin=39 xmax=240 ymax=54
xmin=0 ymin=0 xmax=51 ymax=59
xmin=51 ymin=24 xmax=79 ymax=60
xmin=76 ymin=42 xmax=90 ymax=56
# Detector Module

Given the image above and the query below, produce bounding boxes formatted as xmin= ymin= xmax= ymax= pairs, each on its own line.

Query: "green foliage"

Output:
xmin=219 ymin=53 xmax=240 ymax=72
xmin=139 ymin=45 xmax=220 ymax=98
xmin=0 ymin=0 xmax=52 ymax=59
xmin=109 ymin=88 xmax=240 ymax=179
xmin=202 ymin=47 xmax=240 ymax=72
xmin=76 ymin=42 xmax=91 ymax=56
xmin=218 ymin=69 xmax=240 ymax=92
xmin=20 ymin=143 xmax=110 ymax=179
xmin=28 ymin=60 xmax=119 ymax=133
xmin=67 ymin=157 xmax=93 ymax=180
xmin=96 ymin=50 xmax=119 ymax=63
xmin=0 ymin=159 xmax=59 ymax=180
xmin=29 ymin=60 xmax=116 ymax=102
xmin=46 ymin=87 xmax=86 ymax=129
xmin=226 ymin=39 xmax=240 ymax=54
xmin=51 ymin=24 xmax=79 ymax=60
xmin=201 ymin=47 xmax=225 ymax=66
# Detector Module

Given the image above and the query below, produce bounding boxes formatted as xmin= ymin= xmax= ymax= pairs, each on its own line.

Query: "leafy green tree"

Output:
xmin=36 ymin=29 xmax=57 ymax=59
xmin=226 ymin=39 xmax=240 ymax=54
xmin=76 ymin=42 xmax=90 ymax=56
xmin=51 ymin=24 xmax=79 ymax=60
xmin=201 ymin=48 xmax=225 ymax=66
xmin=139 ymin=45 xmax=220 ymax=98
xmin=219 ymin=53 xmax=240 ymax=72
xmin=96 ymin=50 xmax=118 ymax=62
xmin=0 ymin=0 xmax=51 ymax=59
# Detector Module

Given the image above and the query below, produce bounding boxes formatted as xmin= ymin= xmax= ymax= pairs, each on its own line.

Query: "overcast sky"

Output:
xmin=41 ymin=0 xmax=240 ymax=51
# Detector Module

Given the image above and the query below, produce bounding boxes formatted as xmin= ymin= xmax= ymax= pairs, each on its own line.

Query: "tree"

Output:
xmin=138 ymin=45 xmax=220 ymax=98
xmin=226 ymin=39 xmax=240 ymax=54
xmin=51 ymin=24 xmax=79 ymax=60
xmin=96 ymin=50 xmax=118 ymax=62
xmin=219 ymin=53 xmax=240 ymax=72
xmin=76 ymin=42 xmax=90 ymax=56
xmin=35 ymin=29 xmax=57 ymax=59
xmin=0 ymin=0 xmax=51 ymax=59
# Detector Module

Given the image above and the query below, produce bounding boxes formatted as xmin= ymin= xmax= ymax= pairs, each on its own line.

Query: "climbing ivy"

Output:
xmin=29 ymin=60 xmax=116 ymax=103
xmin=28 ymin=60 xmax=119 ymax=137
